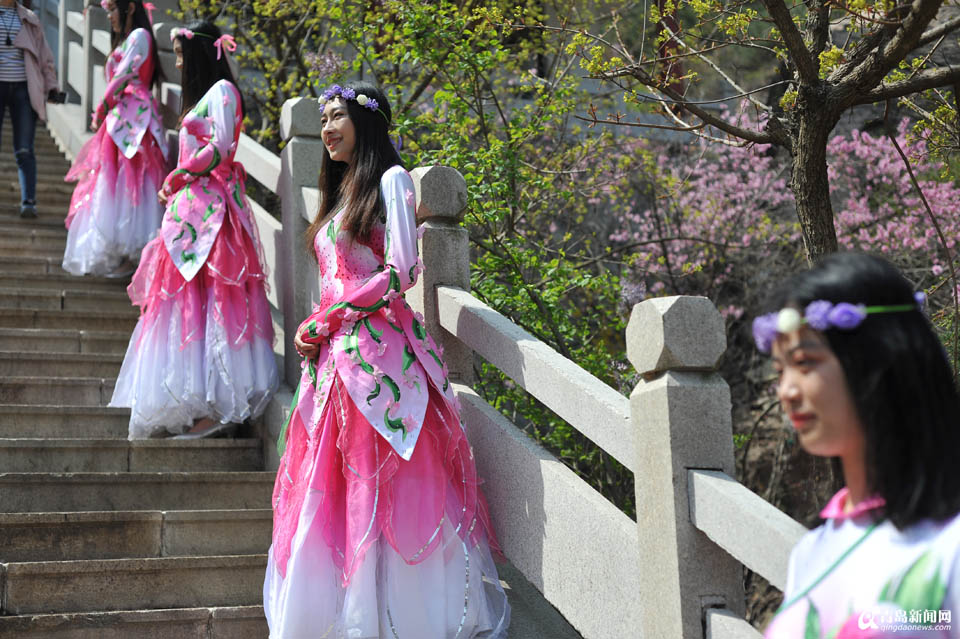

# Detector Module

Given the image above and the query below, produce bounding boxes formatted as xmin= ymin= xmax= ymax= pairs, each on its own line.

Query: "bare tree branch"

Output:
xmin=619 ymin=67 xmax=777 ymax=143
xmin=880 ymin=0 xmax=945 ymax=68
xmin=854 ymin=63 xmax=960 ymax=103
xmin=917 ymin=14 xmax=960 ymax=46
xmin=759 ymin=0 xmax=820 ymax=84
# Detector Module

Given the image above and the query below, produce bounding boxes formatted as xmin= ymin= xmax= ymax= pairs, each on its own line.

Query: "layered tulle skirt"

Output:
xmin=63 ymin=126 xmax=166 ymax=275
xmin=110 ymin=204 xmax=279 ymax=439
xmin=264 ymin=375 xmax=510 ymax=638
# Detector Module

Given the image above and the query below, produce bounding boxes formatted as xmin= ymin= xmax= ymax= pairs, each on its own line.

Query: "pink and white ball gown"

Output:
xmin=63 ymin=27 xmax=166 ymax=276
xmin=263 ymin=166 xmax=510 ymax=638
xmin=110 ymin=79 xmax=278 ymax=438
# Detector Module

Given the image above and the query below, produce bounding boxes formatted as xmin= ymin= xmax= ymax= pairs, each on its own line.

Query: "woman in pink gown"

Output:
xmin=110 ymin=21 xmax=277 ymax=439
xmin=754 ymin=253 xmax=960 ymax=638
xmin=263 ymin=82 xmax=510 ymax=638
xmin=63 ymin=0 xmax=165 ymax=277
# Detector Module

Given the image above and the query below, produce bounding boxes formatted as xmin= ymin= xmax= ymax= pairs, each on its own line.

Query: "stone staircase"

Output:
xmin=0 ymin=122 xmax=273 ymax=637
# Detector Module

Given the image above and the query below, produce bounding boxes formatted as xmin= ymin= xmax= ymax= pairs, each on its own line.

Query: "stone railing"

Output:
xmin=41 ymin=4 xmax=808 ymax=637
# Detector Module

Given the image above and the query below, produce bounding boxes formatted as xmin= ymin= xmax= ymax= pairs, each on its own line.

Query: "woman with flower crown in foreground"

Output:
xmin=63 ymin=0 xmax=166 ymax=277
xmin=262 ymin=81 xmax=510 ymax=638
xmin=755 ymin=252 xmax=960 ymax=638
xmin=109 ymin=21 xmax=277 ymax=439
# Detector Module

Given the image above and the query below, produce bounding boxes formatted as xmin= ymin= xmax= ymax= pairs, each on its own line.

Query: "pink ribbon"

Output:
xmin=214 ymin=34 xmax=237 ymax=60
xmin=142 ymin=2 xmax=156 ymax=24
xmin=99 ymin=0 xmax=109 ymax=11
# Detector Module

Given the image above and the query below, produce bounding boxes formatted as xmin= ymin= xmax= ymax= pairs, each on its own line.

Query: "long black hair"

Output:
xmin=175 ymin=21 xmax=245 ymax=124
xmin=109 ymin=0 xmax=161 ymax=90
xmin=306 ymin=81 xmax=403 ymax=249
xmin=765 ymin=252 xmax=960 ymax=529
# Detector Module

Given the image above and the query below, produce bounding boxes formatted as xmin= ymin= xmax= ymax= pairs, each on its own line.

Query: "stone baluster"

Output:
xmin=57 ymin=0 xmax=82 ymax=102
xmin=278 ymin=97 xmax=325 ymax=385
xmin=627 ymin=296 xmax=744 ymax=638
xmin=80 ymin=0 xmax=102 ymax=128
xmin=406 ymin=166 xmax=473 ymax=384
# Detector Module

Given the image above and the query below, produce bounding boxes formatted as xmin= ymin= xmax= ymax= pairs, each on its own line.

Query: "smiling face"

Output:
xmin=321 ymin=98 xmax=356 ymax=165
xmin=771 ymin=326 xmax=866 ymax=461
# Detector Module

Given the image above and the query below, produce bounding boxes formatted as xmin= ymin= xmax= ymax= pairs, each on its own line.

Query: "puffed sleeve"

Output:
xmin=161 ymin=80 xmax=238 ymax=197
xmin=98 ymin=28 xmax=151 ymax=113
xmin=298 ymin=166 xmax=420 ymax=344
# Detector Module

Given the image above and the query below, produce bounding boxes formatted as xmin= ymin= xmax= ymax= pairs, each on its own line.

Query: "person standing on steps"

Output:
xmin=754 ymin=252 xmax=960 ymax=638
xmin=263 ymin=81 xmax=510 ymax=638
xmin=110 ymin=20 xmax=278 ymax=440
xmin=0 ymin=0 xmax=60 ymax=219
xmin=62 ymin=0 xmax=166 ymax=278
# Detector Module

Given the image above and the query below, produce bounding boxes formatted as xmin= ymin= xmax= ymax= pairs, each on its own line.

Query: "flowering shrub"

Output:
xmin=830 ymin=120 xmax=960 ymax=284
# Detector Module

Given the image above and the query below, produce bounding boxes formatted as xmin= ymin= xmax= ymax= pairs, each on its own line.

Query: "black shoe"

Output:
xmin=19 ymin=201 xmax=37 ymax=218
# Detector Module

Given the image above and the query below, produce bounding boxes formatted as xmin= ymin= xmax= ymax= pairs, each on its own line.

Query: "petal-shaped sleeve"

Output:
xmin=162 ymin=81 xmax=238 ymax=196
xmin=99 ymin=28 xmax=150 ymax=111
xmin=299 ymin=166 xmax=419 ymax=343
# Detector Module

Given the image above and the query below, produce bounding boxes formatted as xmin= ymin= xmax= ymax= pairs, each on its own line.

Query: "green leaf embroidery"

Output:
xmin=363 ymin=318 xmax=383 ymax=343
xmin=383 ymin=407 xmax=405 ymax=435
xmin=366 ymin=381 xmax=381 ymax=405
xmin=402 ymin=345 xmax=416 ymax=373
xmin=381 ymin=375 xmax=401 ymax=402
xmin=880 ymin=551 xmax=947 ymax=614
xmin=804 ymin=599 xmax=821 ymax=639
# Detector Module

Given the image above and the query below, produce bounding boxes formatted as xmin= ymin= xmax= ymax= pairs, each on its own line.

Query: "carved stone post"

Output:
xmin=80 ymin=0 xmax=100 ymax=127
xmin=628 ymin=296 xmax=744 ymax=638
xmin=57 ymin=0 xmax=82 ymax=101
xmin=406 ymin=166 xmax=473 ymax=384
xmin=278 ymin=97 xmax=324 ymax=385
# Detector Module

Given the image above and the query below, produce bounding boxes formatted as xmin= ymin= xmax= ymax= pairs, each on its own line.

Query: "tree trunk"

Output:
xmin=790 ymin=113 xmax=838 ymax=263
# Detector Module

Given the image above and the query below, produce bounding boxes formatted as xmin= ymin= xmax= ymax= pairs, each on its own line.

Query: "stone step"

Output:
xmin=0 ymin=328 xmax=129 ymax=354
xmin=0 ymin=606 xmax=268 ymax=639
xmin=0 ymin=554 xmax=267 ymax=615
xmin=0 ymin=438 xmax=263 ymax=473
xmin=2 ymin=176 xmax=72 ymax=193
xmin=0 ymin=202 xmax=74 ymax=221
xmin=0 ymin=509 xmax=271 ymax=562
xmin=0 ymin=255 xmax=69 ymax=274
xmin=0 ymin=222 xmax=67 ymax=239
xmin=0 ymin=162 xmax=71 ymax=177
xmin=0 ymin=352 xmax=123 ymax=377
xmin=0 ymin=308 xmax=138 ymax=332
xmin=0 ymin=405 xmax=129 ymax=438
xmin=0 ymin=271 xmax=129 ymax=293
xmin=0 ymin=376 xmax=115 ymax=406
xmin=0 ymin=472 xmax=274 ymax=512
xmin=0 ymin=288 xmax=133 ymax=313
xmin=0 ymin=241 xmax=65 ymax=259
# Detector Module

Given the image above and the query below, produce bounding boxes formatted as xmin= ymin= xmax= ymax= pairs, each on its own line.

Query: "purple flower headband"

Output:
xmin=170 ymin=28 xmax=237 ymax=60
xmin=317 ymin=85 xmax=389 ymax=122
xmin=752 ymin=292 xmax=926 ymax=353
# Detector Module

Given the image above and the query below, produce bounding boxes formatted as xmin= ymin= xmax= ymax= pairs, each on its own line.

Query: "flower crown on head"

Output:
xmin=317 ymin=85 xmax=389 ymax=122
xmin=752 ymin=292 xmax=926 ymax=353
xmin=170 ymin=28 xmax=237 ymax=60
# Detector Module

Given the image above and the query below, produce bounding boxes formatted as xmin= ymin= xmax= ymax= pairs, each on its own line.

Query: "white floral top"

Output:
xmin=764 ymin=488 xmax=960 ymax=639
